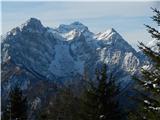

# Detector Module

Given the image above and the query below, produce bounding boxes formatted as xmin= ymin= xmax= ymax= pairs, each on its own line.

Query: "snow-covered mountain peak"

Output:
xmin=47 ymin=27 xmax=81 ymax=41
xmin=1 ymin=18 xmax=141 ymax=82
xmin=20 ymin=18 xmax=44 ymax=33
xmin=95 ymin=28 xmax=121 ymax=41
xmin=1 ymin=18 xmax=145 ymax=107
xmin=105 ymin=28 xmax=117 ymax=34
xmin=57 ymin=21 xmax=89 ymax=33
xmin=2 ymin=18 xmax=44 ymax=38
xmin=62 ymin=29 xmax=81 ymax=41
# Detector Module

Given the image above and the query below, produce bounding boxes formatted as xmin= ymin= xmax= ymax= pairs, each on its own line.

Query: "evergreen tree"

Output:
xmin=53 ymin=86 xmax=80 ymax=120
xmin=80 ymin=64 xmax=122 ymax=120
xmin=38 ymin=85 xmax=80 ymax=120
xmin=130 ymin=8 xmax=160 ymax=120
xmin=2 ymin=84 xmax=28 ymax=120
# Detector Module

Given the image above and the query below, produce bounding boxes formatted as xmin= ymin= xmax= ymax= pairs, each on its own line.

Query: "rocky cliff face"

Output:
xmin=1 ymin=18 xmax=145 ymax=112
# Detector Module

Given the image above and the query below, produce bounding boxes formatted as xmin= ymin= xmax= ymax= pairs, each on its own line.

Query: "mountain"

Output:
xmin=1 ymin=18 xmax=144 ymax=114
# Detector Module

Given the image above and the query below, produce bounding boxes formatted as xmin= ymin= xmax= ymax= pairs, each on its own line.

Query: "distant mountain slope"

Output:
xmin=1 ymin=18 xmax=146 ymax=113
xmin=1 ymin=18 xmax=141 ymax=80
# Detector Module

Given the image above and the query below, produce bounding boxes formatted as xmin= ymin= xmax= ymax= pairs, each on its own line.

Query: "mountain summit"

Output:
xmin=57 ymin=21 xmax=89 ymax=34
xmin=95 ymin=28 xmax=118 ymax=40
xmin=2 ymin=18 xmax=142 ymax=95
xmin=1 ymin=18 xmax=146 ymax=116
xmin=20 ymin=18 xmax=45 ymax=33
xmin=24 ymin=18 xmax=42 ymax=26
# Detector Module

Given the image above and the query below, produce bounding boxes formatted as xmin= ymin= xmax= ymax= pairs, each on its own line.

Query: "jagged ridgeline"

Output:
xmin=1 ymin=18 xmax=147 ymax=118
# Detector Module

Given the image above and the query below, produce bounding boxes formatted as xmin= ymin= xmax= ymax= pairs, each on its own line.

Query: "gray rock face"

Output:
xmin=1 ymin=18 xmax=143 ymax=91
xmin=2 ymin=18 xmax=147 ymax=117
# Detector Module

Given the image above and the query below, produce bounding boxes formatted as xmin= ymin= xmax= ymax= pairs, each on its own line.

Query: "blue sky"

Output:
xmin=2 ymin=1 xmax=160 ymax=50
